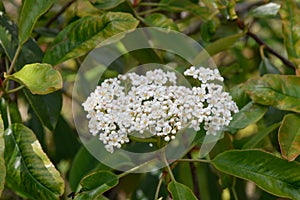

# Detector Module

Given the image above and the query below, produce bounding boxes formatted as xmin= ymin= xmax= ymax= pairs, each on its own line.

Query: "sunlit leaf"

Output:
xmin=280 ymin=0 xmax=300 ymax=68
xmin=7 ymin=63 xmax=62 ymax=95
xmin=227 ymin=102 xmax=268 ymax=134
xmin=212 ymin=150 xmax=300 ymax=199
xmin=279 ymin=114 xmax=300 ymax=161
xmin=249 ymin=3 xmax=281 ymax=18
xmin=4 ymin=124 xmax=64 ymax=200
xmin=43 ymin=12 xmax=139 ymax=66
xmin=23 ymin=90 xmax=62 ymax=131
xmin=74 ymin=171 xmax=119 ymax=200
xmin=18 ymin=0 xmax=55 ymax=44
xmin=244 ymin=74 xmax=300 ymax=113
xmin=144 ymin=13 xmax=178 ymax=30
xmin=89 ymin=0 xmax=125 ymax=10
xmin=0 ymin=115 xmax=5 ymax=196
xmin=168 ymin=181 xmax=197 ymax=200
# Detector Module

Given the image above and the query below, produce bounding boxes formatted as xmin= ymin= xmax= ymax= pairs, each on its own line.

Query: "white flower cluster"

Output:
xmin=82 ymin=66 xmax=238 ymax=153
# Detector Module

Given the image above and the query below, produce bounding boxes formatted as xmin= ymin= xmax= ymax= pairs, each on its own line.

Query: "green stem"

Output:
xmin=154 ymin=172 xmax=165 ymax=200
xmin=138 ymin=8 xmax=161 ymax=16
xmin=177 ymin=158 xmax=211 ymax=164
xmin=162 ymin=151 xmax=175 ymax=182
xmin=6 ymin=85 xmax=25 ymax=94
xmin=7 ymin=45 xmax=22 ymax=76
xmin=129 ymin=135 xmax=158 ymax=143
xmin=117 ymin=159 xmax=155 ymax=179
xmin=231 ymin=177 xmax=238 ymax=200
xmin=138 ymin=2 xmax=164 ymax=7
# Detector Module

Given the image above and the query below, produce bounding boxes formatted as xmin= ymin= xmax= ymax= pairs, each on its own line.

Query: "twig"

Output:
xmin=187 ymin=152 xmax=200 ymax=200
xmin=237 ymin=19 xmax=295 ymax=69
xmin=45 ymin=0 xmax=77 ymax=28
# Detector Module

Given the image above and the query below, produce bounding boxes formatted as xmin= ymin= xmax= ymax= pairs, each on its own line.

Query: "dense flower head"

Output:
xmin=82 ymin=66 xmax=239 ymax=153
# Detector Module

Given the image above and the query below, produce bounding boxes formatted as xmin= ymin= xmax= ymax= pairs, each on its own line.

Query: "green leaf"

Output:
xmin=53 ymin=115 xmax=80 ymax=163
xmin=4 ymin=123 xmax=64 ymax=200
xmin=249 ymin=3 xmax=281 ymax=18
xmin=0 ymin=14 xmax=43 ymax=71
xmin=159 ymin=0 xmax=210 ymax=19
xmin=23 ymin=89 xmax=62 ymax=131
xmin=75 ymin=171 xmax=119 ymax=200
xmin=244 ymin=74 xmax=300 ymax=113
xmin=0 ymin=99 xmax=22 ymax=129
xmin=18 ymin=0 xmax=55 ymax=44
xmin=43 ymin=12 xmax=139 ymax=66
xmin=144 ymin=13 xmax=178 ymax=30
xmin=0 ymin=115 xmax=5 ymax=196
xmin=280 ymin=0 xmax=300 ymax=68
xmin=212 ymin=150 xmax=300 ymax=199
xmin=193 ymin=32 xmax=245 ymax=64
xmin=7 ymin=63 xmax=62 ymax=95
xmin=229 ymin=84 xmax=251 ymax=109
xmin=259 ymin=57 xmax=281 ymax=76
xmin=89 ymin=0 xmax=125 ymax=10
xmin=227 ymin=102 xmax=268 ymax=134
xmin=279 ymin=114 xmax=300 ymax=161
xmin=242 ymin=122 xmax=281 ymax=149
xmin=168 ymin=181 xmax=197 ymax=200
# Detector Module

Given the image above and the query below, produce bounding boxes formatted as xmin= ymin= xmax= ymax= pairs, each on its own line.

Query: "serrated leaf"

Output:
xmin=74 ymin=171 xmax=119 ymax=200
xmin=0 ymin=14 xmax=43 ymax=71
xmin=4 ymin=123 xmax=64 ymax=200
xmin=89 ymin=0 xmax=125 ymax=10
xmin=24 ymin=89 xmax=62 ymax=131
xmin=212 ymin=150 xmax=300 ymax=199
xmin=144 ymin=13 xmax=178 ymax=30
xmin=227 ymin=102 xmax=268 ymax=134
xmin=244 ymin=74 xmax=300 ymax=113
xmin=0 ymin=115 xmax=5 ymax=196
xmin=279 ymin=114 xmax=300 ymax=161
xmin=168 ymin=181 xmax=197 ymax=200
xmin=7 ymin=63 xmax=62 ymax=95
xmin=43 ymin=12 xmax=139 ymax=66
xmin=280 ymin=0 xmax=300 ymax=68
xmin=18 ymin=0 xmax=55 ymax=44
xmin=249 ymin=3 xmax=281 ymax=18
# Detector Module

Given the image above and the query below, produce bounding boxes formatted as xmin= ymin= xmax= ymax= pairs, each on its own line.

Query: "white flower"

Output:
xmin=82 ymin=66 xmax=239 ymax=153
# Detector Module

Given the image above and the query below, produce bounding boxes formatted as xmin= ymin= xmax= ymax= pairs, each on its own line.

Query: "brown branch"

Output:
xmin=237 ymin=19 xmax=295 ymax=70
xmin=45 ymin=0 xmax=77 ymax=28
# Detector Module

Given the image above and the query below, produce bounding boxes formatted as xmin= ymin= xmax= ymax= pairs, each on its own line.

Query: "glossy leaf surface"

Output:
xmin=168 ymin=181 xmax=197 ymax=200
xmin=244 ymin=75 xmax=300 ymax=113
xmin=4 ymin=124 xmax=64 ymax=200
xmin=18 ymin=0 xmax=55 ymax=44
xmin=212 ymin=150 xmax=300 ymax=199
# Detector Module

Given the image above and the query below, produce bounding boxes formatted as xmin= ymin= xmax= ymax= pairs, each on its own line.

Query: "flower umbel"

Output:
xmin=82 ymin=66 xmax=239 ymax=153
